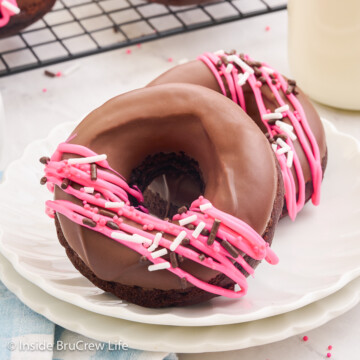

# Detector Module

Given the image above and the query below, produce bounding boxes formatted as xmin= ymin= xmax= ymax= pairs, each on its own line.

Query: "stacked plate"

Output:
xmin=0 ymin=119 xmax=359 ymax=353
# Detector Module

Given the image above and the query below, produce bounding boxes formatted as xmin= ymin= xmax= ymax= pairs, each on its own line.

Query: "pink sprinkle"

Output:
xmin=42 ymin=88 xmax=47 ymax=93
xmin=148 ymin=224 xmax=154 ymax=231
xmin=99 ymin=218 xmax=106 ymax=226
xmin=92 ymin=214 xmax=100 ymax=222
xmin=117 ymin=210 xmax=123 ymax=216
xmin=56 ymin=71 xmax=62 ymax=77
xmin=95 ymin=193 xmax=101 ymax=198
xmin=84 ymin=204 xmax=90 ymax=210
xmin=327 ymin=353 xmax=331 ymax=358
xmin=255 ymin=81 xmax=262 ymax=87
xmin=93 ymin=207 xmax=99 ymax=214
xmin=136 ymin=43 xmax=142 ymax=48
xmin=302 ymin=336 xmax=309 ymax=342
xmin=168 ymin=57 xmax=173 ymax=63
xmin=80 ymin=187 xmax=85 ymax=192
xmin=265 ymin=26 xmax=271 ymax=32
xmin=83 ymin=201 xmax=87 ymax=205
xmin=328 ymin=346 xmax=333 ymax=350
xmin=143 ymin=225 xmax=148 ymax=230
xmin=126 ymin=49 xmax=132 ymax=54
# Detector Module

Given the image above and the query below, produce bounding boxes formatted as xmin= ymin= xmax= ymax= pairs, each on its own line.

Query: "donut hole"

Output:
xmin=130 ymin=152 xmax=205 ymax=219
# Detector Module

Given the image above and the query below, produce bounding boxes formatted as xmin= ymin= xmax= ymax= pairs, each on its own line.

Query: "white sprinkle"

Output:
xmin=271 ymin=143 xmax=278 ymax=153
xmin=214 ymin=49 xmax=225 ymax=56
xmin=148 ymin=232 xmax=162 ymax=252
xmin=276 ymin=138 xmax=291 ymax=154
xmin=179 ymin=214 xmax=197 ymax=226
xmin=237 ymin=72 xmax=250 ymax=86
xmin=178 ymin=58 xmax=189 ymax=65
xmin=2 ymin=1 xmax=20 ymax=14
xmin=192 ymin=221 xmax=206 ymax=239
xmin=68 ymin=154 xmax=107 ymax=165
xmin=133 ymin=234 xmax=152 ymax=245
xmin=151 ymin=248 xmax=168 ymax=259
xmin=200 ymin=203 xmax=212 ymax=212
xmin=275 ymin=105 xmax=290 ymax=113
xmin=111 ymin=232 xmax=138 ymax=243
xmin=170 ymin=230 xmax=187 ymax=251
xmin=63 ymin=63 xmax=81 ymax=76
xmin=105 ymin=201 xmax=124 ymax=208
xmin=262 ymin=113 xmax=283 ymax=121
xmin=261 ymin=66 xmax=275 ymax=74
xmin=287 ymin=150 xmax=294 ymax=168
xmin=225 ymin=63 xmax=234 ymax=73
xmin=276 ymin=121 xmax=297 ymax=140
xmin=234 ymin=284 xmax=242 ymax=292
xmin=228 ymin=55 xmax=254 ymax=74
xmin=148 ymin=262 xmax=171 ymax=271
xmin=275 ymin=120 xmax=293 ymax=131
xmin=84 ymin=187 xmax=94 ymax=193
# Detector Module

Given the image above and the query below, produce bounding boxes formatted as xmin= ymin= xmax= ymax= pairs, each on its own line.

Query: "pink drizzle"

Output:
xmin=198 ymin=52 xmax=323 ymax=220
xmin=44 ymin=143 xmax=278 ymax=298
xmin=0 ymin=0 xmax=19 ymax=28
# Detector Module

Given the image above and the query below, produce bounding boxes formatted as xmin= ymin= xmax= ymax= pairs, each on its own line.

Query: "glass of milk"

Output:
xmin=288 ymin=0 xmax=360 ymax=110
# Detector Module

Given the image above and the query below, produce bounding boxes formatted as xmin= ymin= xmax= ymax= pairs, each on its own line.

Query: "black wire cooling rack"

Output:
xmin=0 ymin=0 xmax=286 ymax=77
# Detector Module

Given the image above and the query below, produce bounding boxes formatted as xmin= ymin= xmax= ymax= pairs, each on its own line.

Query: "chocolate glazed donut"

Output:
xmin=0 ymin=0 xmax=56 ymax=38
xmin=148 ymin=51 xmax=328 ymax=220
xmin=42 ymin=84 xmax=284 ymax=308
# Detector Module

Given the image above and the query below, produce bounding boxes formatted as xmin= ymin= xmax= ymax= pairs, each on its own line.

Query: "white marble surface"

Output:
xmin=0 ymin=9 xmax=359 ymax=359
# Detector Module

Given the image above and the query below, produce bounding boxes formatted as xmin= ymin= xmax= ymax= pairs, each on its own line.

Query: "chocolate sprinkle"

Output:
xmin=220 ymin=56 xmax=229 ymax=65
xmin=106 ymin=221 xmax=120 ymax=230
xmin=198 ymin=254 xmax=205 ymax=261
xmin=259 ymin=76 xmax=267 ymax=84
xmin=286 ymin=85 xmax=294 ymax=95
xmin=44 ymin=70 xmax=56 ymax=78
xmin=90 ymin=163 xmax=97 ymax=181
xmin=40 ymin=176 xmax=47 ymax=185
xmin=186 ymin=224 xmax=195 ymax=230
xmin=180 ymin=277 xmax=187 ymax=290
xmin=61 ymin=178 xmax=70 ymax=189
xmin=267 ymin=118 xmax=278 ymax=125
xmin=222 ymin=240 xmax=239 ymax=258
xmin=216 ymin=60 xmax=222 ymax=67
xmin=177 ymin=206 xmax=188 ymax=215
xmin=99 ymin=209 xmax=117 ymax=218
xmin=288 ymin=79 xmax=297 ymax=86
xmin=272 ymin=79 xmax=277 ymax=85
xmin=207 ymin=219 xmax=221 ymax=245
xmin=181 ymin=238 xmax=190 ymax=246
xmin=139 ymin=255 xmax=148 ymax=263
xmin=170 ymin=252 xmax=179 ymax=268
xmin=254 ymin=68 xmax=262 ymax=77
xmin=178 ymin=254 xmax=184 ymax=263
xmin=82 ymin=218 xmax=97 ymax=227
xmin=201 ymin=228 xmax=210 ymax=236
xmin=39 ymin=156 xmax=50 ymax=165
xmin=274 ymin=134 xmax=288 ymax=141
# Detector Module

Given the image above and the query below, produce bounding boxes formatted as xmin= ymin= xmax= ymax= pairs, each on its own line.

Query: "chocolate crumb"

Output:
xmin=270 ymin=73 xmax=276 ymax=79
xmin=207 ymin=219 xmax=221 ymax=245
xmin=177 ymin=206 xmax=188 ymax=215
xmin=272 ymin=79 xmax=277 ymax=85
xmin=44 ymin=70 xmax=56 ymax=78
xmin=113 ymin=25 xmax=119 ymax=33
xmin=186 ymin=224 xmax=195 ymax=230
xmin=40 ymin=176 xmax=47 ymax=185
xmin=99 ymin=209 xmax=117 ymax=218
xmin=39 ymin=156 xmax=50 ymax=164
xmin=222 ymin=240 xmax=239 ymax=258
xmin=106 ymin=221 xmax=120 ymax=230
xmin=61 ymin=178 xmax=70 ymax=189
xmin=286 ymin=85 xmax=294 ymax=95
xmin=198 ymin=254 xmax=205 ymax=261
xmin=254 ymin=68 xmax=262 ymax=77
xmin=229 ymin=49 xmax=236 ymax=55
xmin=267 ymin=118 xmax=278 ymax=125
xmin=170 ymin=252 xmax=179 ymax=268
xmin=90 ymin=163 xmax=97 ymax=181
xmin=250 ymin=60 xmax=262 ymax=68
xmin=216 ymin=60 xmax=222 ymax=67
xmin=293 ymin=88 xmax=299 ymax=95
xmin=139 ymin=255 xmax=148 ymax=263
xmin=82 ymin=218 xmax=97 ymax=228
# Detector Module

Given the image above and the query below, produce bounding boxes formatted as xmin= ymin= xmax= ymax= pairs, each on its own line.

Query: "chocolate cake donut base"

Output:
xmin=54 ymin=153 xmax=284 ymax=308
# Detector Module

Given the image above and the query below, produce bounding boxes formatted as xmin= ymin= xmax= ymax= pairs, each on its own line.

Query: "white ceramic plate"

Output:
xmin=0 ymin=251 xmax=359 ymax=353
xmin=0 ymin=119 xmax=359 ymax=327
